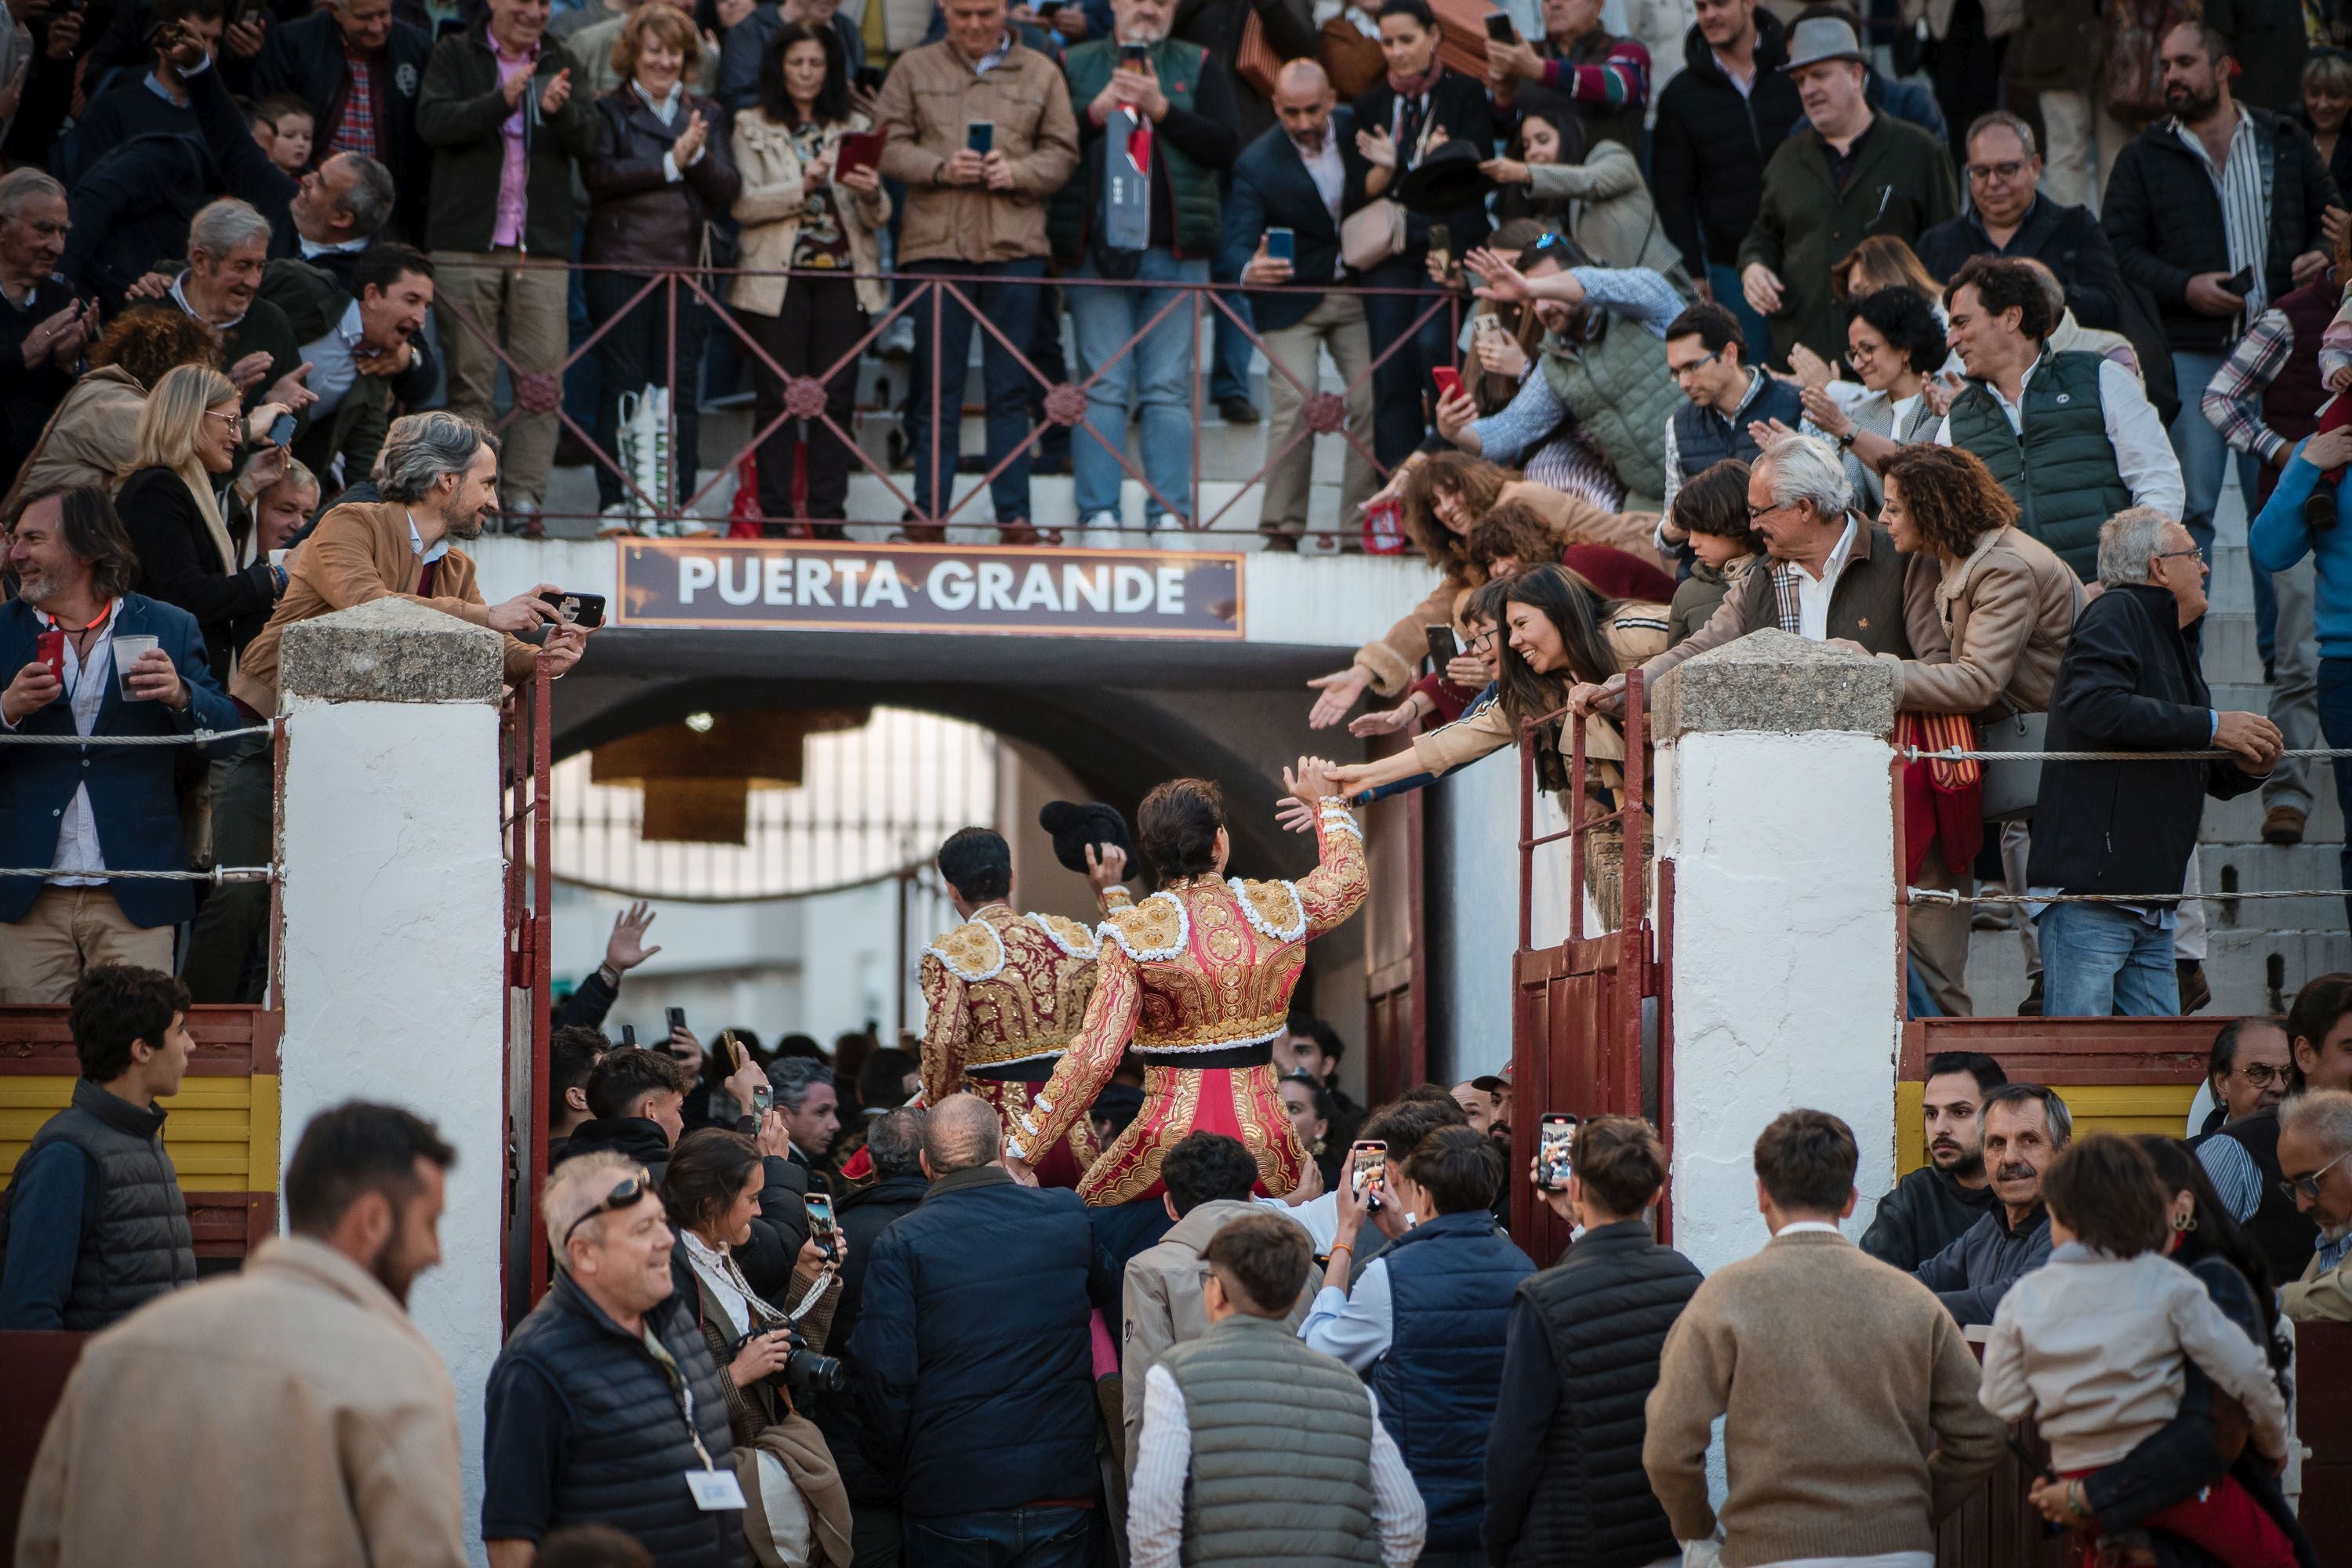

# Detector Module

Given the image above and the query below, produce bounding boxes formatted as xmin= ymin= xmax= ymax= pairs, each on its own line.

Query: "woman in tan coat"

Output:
xmin=1871 ymin=444 xmax=2082 ymax=718
xmin=2 ymin=308 xmax=223 ymax=513
xmin=731 ymin=20 xmax=890 ymax=537
xmin=1306 ymin=452 xmax=1665 ymax=724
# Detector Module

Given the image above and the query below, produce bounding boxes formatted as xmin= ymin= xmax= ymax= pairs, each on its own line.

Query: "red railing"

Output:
xmin=432 ymin=262 xmax=1461 ymax=535
xmin=1508 ymin=673 xmax=1664 ymax=1257
xmin=500 ymin=663 xmax=554 ymax=1326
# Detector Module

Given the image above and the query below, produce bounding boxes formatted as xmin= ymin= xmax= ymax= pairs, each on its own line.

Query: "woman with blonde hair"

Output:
xmin=115 ymin=365 xmax=292 ymax=684
xmin=1832 ymin=234 xmax=1944 ymax=307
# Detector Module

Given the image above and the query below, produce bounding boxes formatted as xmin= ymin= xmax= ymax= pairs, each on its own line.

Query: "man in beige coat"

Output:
xmin=16 ymin=1103 xmax=467 ymax=1568
xmin=1120 ymin=1131 xmax=1312 ymax=1472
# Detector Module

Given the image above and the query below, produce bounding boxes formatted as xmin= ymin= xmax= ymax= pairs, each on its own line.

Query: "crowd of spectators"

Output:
xmin=13 ymin=960 xmax=2352 ymax=1567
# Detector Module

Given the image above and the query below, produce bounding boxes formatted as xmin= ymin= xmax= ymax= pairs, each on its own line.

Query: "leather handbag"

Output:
xmin=1976 ymin=705 xmax=2047 ymax=823
xmin=1339 ymin=109 xmax=1434 ymax=272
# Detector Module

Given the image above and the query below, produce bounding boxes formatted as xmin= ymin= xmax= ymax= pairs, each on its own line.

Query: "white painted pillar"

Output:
xmin=1651 ymin=630 xmax=1903 ymax=1276
xmin=277 ymin=597 xmax=510 ymax=1559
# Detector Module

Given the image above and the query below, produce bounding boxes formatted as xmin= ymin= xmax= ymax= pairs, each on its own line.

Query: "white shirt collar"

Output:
xmin=1801 ymin=514 xmax=1858 ymax=585
xmin=336 ymin=296 xmax=365 ymax=347
xmin=299 ymin=233 xmax=371 ymax=259
xmin=631 ymin=77 xmax=684 ymax=120
xmin=1774 ymin=1220 xmax=1846 ymax=1238
xmin=170 ymin=270 xmax=244 ymax=330
xmin=407 ymin=510 xmax=451 ymax=564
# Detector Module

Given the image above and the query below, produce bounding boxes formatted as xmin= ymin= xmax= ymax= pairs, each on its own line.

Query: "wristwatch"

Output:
xmin=1835 ymin=426 xmax=1858 ymax=449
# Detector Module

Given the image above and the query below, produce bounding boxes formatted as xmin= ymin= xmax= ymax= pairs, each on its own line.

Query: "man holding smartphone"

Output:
xmin=873 ymin=0 xmax=1079 ymax=545
xmin=1224 ymin=60 xmax=1377 ymax=550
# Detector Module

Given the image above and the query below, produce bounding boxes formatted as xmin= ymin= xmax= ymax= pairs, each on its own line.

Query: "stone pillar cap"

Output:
xmin=1651 ymin=629 xmax=1896 ymax=741
xmin=280 ymin=597 xmax=507 ymax=704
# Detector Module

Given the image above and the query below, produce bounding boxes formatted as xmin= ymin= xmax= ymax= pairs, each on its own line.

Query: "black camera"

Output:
xmin=731 ymin=1327 xmax=848 ymax=1397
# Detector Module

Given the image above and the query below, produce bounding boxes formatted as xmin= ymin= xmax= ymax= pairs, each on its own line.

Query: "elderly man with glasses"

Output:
xmin=483 ymin=1152 xmax=748 ymax=1567
xmin=2278 ymin=1087 xmax=2352 ymax=1322
xmin=1917 ymin=110 xmax=2129 ymax=333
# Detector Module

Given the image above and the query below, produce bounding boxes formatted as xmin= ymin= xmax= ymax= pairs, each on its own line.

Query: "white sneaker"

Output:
xmin=1080 ymin=510 xmax=1120 ymax=549
xmin=596 ymin=501 xmax=635 ymax=539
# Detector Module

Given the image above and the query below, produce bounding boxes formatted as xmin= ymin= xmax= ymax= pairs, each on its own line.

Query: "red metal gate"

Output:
xmin=501 ymin=665 xmax=554 ymax=1327
xmin=1507 ymin=673 xmax=1666 ymax=1258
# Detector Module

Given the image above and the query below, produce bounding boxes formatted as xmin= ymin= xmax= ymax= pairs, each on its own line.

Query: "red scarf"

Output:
xmin=1387 ymin=59 xmax=1443 ymax=99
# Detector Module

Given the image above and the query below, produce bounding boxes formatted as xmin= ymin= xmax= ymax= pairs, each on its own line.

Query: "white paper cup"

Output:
xmin=112 ymin=635 xmax=160 ymax=701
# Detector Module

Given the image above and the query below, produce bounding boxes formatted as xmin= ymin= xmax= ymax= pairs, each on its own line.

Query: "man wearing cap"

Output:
xmin=1736 ymin=5 xmax=1959 ymax=368
xmin=916 ymin=821 xmax=1129 ymax=1188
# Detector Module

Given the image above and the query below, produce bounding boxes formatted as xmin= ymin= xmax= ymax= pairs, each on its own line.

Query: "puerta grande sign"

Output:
xmin=615 ymin=539 xmax=1245 ymax=638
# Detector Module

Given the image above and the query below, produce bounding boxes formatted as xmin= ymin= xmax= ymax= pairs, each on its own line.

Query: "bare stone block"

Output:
xmin=279 ymin=597 xmax=506 ymax=705
xmin=1651 ymin=628 xmax=1897 ymax=742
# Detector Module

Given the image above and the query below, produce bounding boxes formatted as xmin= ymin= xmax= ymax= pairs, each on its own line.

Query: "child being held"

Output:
xmin=1661 ymin=459 xmax=1760 ymax=648
xmin=1980 ymin=1134 xmax=2294 ymax=1568
xmin=257 ymin=94 xmax=315 ymax=176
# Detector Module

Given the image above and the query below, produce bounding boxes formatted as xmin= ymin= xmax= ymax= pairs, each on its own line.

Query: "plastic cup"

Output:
xmin=112 ymin=635 xmax=160 ymax=701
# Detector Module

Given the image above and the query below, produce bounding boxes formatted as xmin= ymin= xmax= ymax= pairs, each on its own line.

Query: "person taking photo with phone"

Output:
xmin=1484 ymin=1114 xmax=1700 ymax=1568
xmin=1299 ymin=1123 xmax=1530 ymax=1568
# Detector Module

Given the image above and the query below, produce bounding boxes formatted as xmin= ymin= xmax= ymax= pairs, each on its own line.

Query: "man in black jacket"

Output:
xmin=815 ymin=1107 xmax=929 ymax=1568
xmin=1860 ymin=1051 xmax=2005 ymax=1272
xmin=1223 ymin=61 xmax=1374 ymax=550
xmin=252 ymin=0 xmax=437 ymax=242
xmin=2027 ymin=507 xmax=2278 ymax=1018
xmin=563 ymin=1044 xmax=697 ymax=1185
xmin=1917 ymin=110 xmax=2126 ymax=332
xmin=849 ymin=1094 xmax=1105 ymax=1563
xmin=2101 ymin=20 xmax=2339 ymax=561
xmin=485 ymin=1151 xmax=748 ymax=1567
xmin=1484 ymin=1114 xmax=1700 ymax=1568
xmin=1649 ymin=0 xmax=1802 ymax=357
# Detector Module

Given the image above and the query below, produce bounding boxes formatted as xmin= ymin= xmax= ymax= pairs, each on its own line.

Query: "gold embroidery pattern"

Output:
xmin=1027 ymin=912 xmax=1099 ymax=959
xmin=1229 ymin=877 xmax=1308 ymax=943
xmin=924 ymin=918 xmax=1006 ymax=982
xmin=1101 ymin=894 xmax=1188 ymax=962
xmin=926 ymin=906 xmax=1102 ymax=1079
xmin=1232 ymin=1064 xmax=1306 ymax=1194
xmin=1082 ymin=1065 xmax=1204 ymax=1207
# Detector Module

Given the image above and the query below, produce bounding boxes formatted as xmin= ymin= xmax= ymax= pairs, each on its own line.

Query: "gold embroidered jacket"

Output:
xmin=917 ymin=902 xmax=1106 ymax=1102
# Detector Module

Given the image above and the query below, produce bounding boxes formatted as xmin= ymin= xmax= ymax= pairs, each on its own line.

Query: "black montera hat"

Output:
xmin=1038 ymin=800 xmax=1133 ymax=876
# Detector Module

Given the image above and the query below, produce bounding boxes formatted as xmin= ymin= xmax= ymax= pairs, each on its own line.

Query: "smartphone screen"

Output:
xmin=1119 ymin=41 xmax=1147 ymax=66
xmin=805 ymin=1193 xmax=839 ymax=1257
xmin=1431 ymin=366 xmax=1464 ymax=401
xmin=1537 ymin=1113 xmax=1577 ymax=1192
xmin=1349 ymin=1139 xmax=1388 ymax=1198
xmin=1266 ymin=227 xmax=1295 ymax=263
xmin=2225 ymin=265 xmax=2256 ymax=295
xmin=966 ymin=120 xmax=993 ymax=154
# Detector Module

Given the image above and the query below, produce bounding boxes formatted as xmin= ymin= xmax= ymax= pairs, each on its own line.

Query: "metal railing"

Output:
xmin=433 ymin=260 xmax=1461 ymax=537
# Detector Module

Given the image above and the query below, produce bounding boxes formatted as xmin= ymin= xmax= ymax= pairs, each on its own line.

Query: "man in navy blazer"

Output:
xmin=1221 ymin=60 xmax=1375 ymax=550
xmin=0 ymin=488 xmax=238 ymax=1003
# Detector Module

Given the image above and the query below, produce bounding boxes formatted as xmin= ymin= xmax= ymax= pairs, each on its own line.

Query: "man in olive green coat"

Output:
xmin=1737 ymin=12 xmax=1958 ymax=368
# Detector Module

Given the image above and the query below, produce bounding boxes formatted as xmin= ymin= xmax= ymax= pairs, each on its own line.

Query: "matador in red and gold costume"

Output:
xmin=918 ymin=829 xmax=1112 ymax=1188
xmin=1004 ymin=771 xmax=1365 ymax=1207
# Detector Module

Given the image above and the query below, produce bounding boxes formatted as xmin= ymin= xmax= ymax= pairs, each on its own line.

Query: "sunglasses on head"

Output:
xmin=562 ymin=1169 xmax=652 ymax=1247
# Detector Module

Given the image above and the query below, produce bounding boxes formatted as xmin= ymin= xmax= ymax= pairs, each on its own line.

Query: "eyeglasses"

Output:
xmin=2233 ymin=1061 xmax=2288 ymax=1087
xmin=1746 ymin=499 xmax=1785 ymax=521
xmin=1967 ymin=158 xmax=2031 ymax=183
xmin=561 ymin=1169 xmax=651 ymax=1246
xmin=1668 ymin=347 xmax=1722 ymax=379
xmin=2278 ymin=1147 xmax=2350 ymax=1207
xmin=1467 ymin=627 xmax=1499 ymax=651
xmin=204 ymin=408 xmax=241 ymax=429
xmin=2153 ymin=546 xmax=2203 ymax=564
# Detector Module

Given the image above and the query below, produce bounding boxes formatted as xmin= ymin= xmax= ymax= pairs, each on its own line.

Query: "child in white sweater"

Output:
xmin=1980 ymin=1134 xmax=2293 ymax=1568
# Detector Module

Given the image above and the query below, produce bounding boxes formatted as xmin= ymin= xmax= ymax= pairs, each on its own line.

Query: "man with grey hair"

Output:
xmin=768 ymin=1053 xmax=843 ymax=1193
xmin=2026 ymin=508 xmax=2276 ymax=1018
xmin=2279 ymin=1087 xmax=2352 ymax=1322
xmin=0 ymin=169 xmax=95 ymax=495
xmin=1914 ymin=1082 xmax=2068 ymax=1326
xmin=485 ymin=1150 xmax=746 ymax=1564
xmin=849 ymin=1091 xmax=1107 ymax=1558
xmin=169 ymin=199 xmax=314 ymax=417
xmin=251 ymin=0 xmax=436 ymax=242
xmin=183 ymin=412 xmax=583 ymax=1002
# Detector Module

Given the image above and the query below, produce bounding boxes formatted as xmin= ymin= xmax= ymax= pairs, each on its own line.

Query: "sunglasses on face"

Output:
xmin=562 ymin=1169 xmax=652 ymax=1246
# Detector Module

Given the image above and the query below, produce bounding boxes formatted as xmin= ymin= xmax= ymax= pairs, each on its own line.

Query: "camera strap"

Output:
xmin=640 ymin=1324 xmax=723 ymax=1475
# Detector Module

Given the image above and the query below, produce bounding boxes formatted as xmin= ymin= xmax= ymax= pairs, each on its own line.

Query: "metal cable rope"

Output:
xmin=0 ymin=724 xmax=274 ymax=747
xmin=1909 ymin=887 xmax=2345 ymax=906
xmin=1900 ymin=746 xmax=2352 ymax=763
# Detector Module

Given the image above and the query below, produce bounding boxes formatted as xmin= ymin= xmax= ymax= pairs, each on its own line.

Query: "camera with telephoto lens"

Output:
xmin=731 ymin=1326 xmax=847 ymax=1397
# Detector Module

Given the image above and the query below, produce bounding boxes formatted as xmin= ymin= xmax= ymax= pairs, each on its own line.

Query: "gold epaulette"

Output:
xmin=1098 ymin=892 xmax=1189 ymax=963
xmin=1026 ymin=912 xmax=1098 ymax=959
xmin=922 ymin=918 xmax=1006 ymax=982
xmin=1228 ymin=877 xmax=1308 ymax=942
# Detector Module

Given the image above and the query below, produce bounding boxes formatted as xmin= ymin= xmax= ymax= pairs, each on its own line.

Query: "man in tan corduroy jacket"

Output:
xmin=1643 ymin=1109 xmax=2003 ymax=1568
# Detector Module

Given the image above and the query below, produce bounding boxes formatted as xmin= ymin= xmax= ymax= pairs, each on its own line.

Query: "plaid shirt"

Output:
xmin=2200 ymin=307 xmax=2296 ymax=467
xmin=334 ymin=42 xmax=380 ymax=160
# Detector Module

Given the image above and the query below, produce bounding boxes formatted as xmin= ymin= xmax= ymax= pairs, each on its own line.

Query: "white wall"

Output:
xmin=279 ymin=697 xmax=507 ymax=1564
xmin=1662 ymin=729 xmax=1901 ymax=1277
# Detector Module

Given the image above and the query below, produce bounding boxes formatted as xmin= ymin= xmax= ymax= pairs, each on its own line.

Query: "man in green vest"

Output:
xmin=1128 ymin=1210 xmax=1426 ymax=1567
xmin=1051 ymin=0 xmax=1240 ymax=540
xmin=1936 ymin=254 xmax=2185 ymax=583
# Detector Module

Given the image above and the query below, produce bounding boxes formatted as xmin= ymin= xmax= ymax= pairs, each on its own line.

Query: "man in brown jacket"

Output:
xmin=1644 ymin=1109 xmax=2003 ymax=1567
xmin=182 ymin=410 xmax=588 ymax=1003
xmin=17 ymin=1103 xmax=468 ymax=1568
xmin=875 ymin=0 xmax=1079 ymax=543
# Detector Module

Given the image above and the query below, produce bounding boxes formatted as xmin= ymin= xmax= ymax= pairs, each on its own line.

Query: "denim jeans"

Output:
xmin=2036 ymin=902 xmax=2180 ymax=1017
xmin=1208 ymin=165 xmax=1254 ymax=405
xmin=2319 ymin=657 xmax=2352 ymax=927
xmin=1705 ymin=261 xmax=1772 ymax=365
xmin=902 ymin=1504 xmax=1091 ymax=1568
xmin=1068 ymin=249 xmax=1206 ymax=524
xmin=2169 ymin=349 xmax=2256 ymax=564
xmin=902 ymin=257 xmax=1047 ymax=525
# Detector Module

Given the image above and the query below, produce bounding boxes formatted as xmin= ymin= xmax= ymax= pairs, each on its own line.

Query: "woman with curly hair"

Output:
xmin=1787 ymin=284 xmax=1949 ymax=512
xmin=1875 ymin=443 xmax=2082 ymax=719
xmin=1462 ymin=495 xmax=1675 ymax=603
xmin=2 ymin=307 xmax=223 ymax=509
xmin=1304 ymin=450 xmax=1661 ymax=726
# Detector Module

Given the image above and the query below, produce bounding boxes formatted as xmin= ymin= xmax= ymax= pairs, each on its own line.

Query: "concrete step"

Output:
xmin=2202 ymin=786 xmax=2343 ymax=844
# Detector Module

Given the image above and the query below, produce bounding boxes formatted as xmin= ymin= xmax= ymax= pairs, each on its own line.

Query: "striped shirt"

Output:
xmin=2175 ymin=108 xmax=2269 ymax=323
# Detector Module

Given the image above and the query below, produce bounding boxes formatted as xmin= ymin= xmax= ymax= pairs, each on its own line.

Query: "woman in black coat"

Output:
xmin=115 ymin=364 xmax=290 ymax=687
xmin=582 ymin=5 xmax=743 ymax=529
xmin=1349 ymin=0 xmax=1494 ymax=470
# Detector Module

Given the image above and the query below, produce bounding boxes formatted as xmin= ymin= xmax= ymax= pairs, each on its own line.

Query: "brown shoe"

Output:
xmin=2176 ymin=960 xmax=2212 ymax=1015
xmin=996 ymin=521 xmax=1060 ymax=547
xmin=2263 ymin=804 xmax=2307 ymax=845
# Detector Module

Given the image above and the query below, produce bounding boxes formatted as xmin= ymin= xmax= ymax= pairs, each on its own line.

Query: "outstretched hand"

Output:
xmin=1283 ymin=756 xmax=1341 ymax=810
